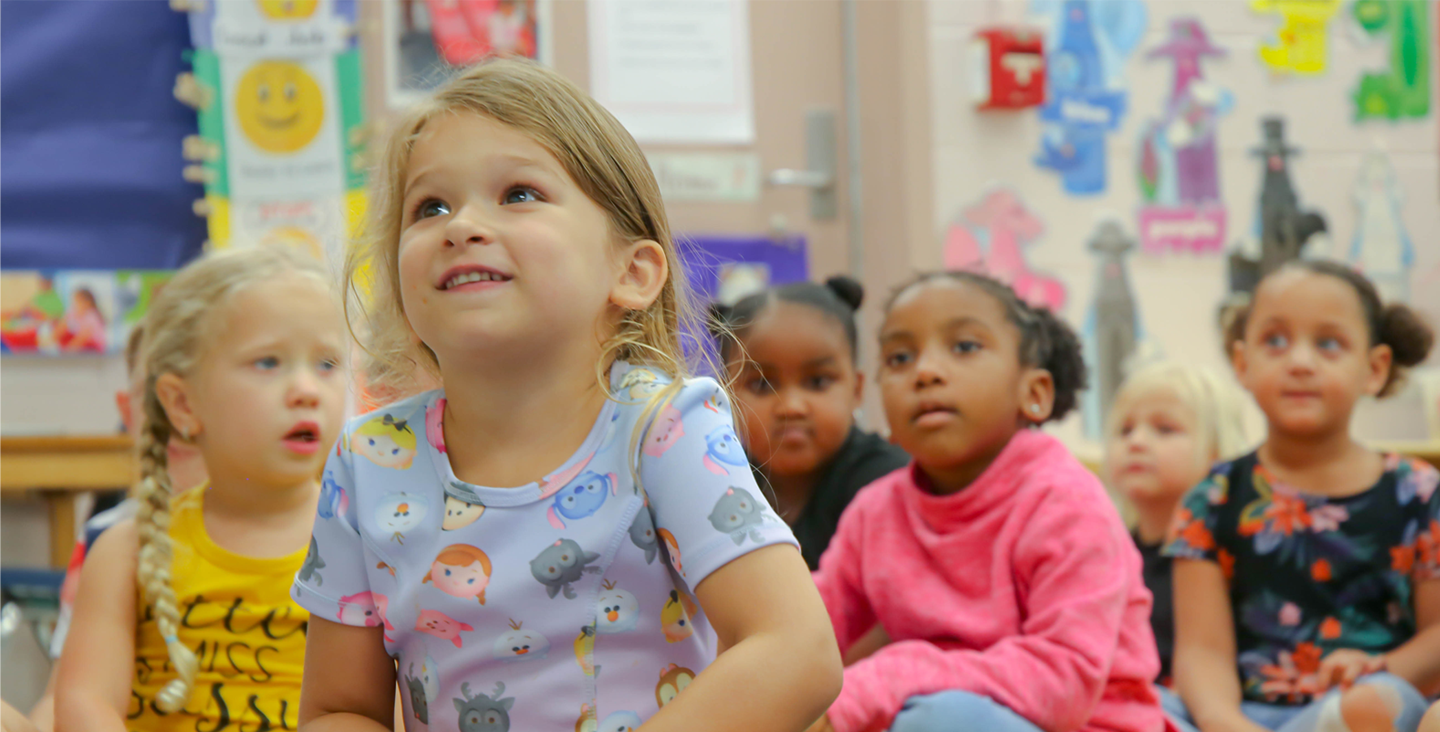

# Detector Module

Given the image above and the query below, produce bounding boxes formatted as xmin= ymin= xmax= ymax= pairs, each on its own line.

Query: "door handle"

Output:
xmin=764 ymin=109 xmax=837 ymax=220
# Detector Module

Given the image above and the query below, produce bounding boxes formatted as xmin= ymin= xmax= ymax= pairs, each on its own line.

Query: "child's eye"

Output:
xmin=319 ymin=358 xmax=338 ymax=373
xmin=415 ymin=198 xmax=450 ymax=220
xmin=1264 ymin=333 xmax=1289 ymax=349
xmin=1317 ymin=337 xmax=1342 ymax=353
xmin=745 ymin=377 xmax=773 ymax=395
xmin=1119 ymin=422 xmax=1135 ymax=437
xmin=1156 ymin=423 xmax=1179 ymax=435
xmin=883 ymin=352 xmax=912 ymax=368
xmin=952 ymin=340 xmax=981 ymax=355
xmin=503 ymin=186 xmax=541 ymax=205
xmin=806 ymin=376 xmax=836 ymax=391
xmin=254 ymin=356 xmax=280 ymax=370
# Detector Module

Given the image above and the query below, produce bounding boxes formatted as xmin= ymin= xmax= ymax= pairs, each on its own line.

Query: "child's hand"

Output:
xmin=1317 ymin=649 xmax=1386 ymax=690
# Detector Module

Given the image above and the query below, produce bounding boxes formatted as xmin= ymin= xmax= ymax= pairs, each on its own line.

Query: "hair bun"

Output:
xmin=1380 ymin=304 xmax=1434 ymax=368
xmin=823 ymin=275 xmax=864 ymax=311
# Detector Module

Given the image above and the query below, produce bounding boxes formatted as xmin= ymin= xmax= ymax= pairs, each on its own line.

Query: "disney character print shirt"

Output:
xmin=292 ymin=363 xmax=797 ymax=731
xmin=1164 ymin=452 xmax=1440 ymax=705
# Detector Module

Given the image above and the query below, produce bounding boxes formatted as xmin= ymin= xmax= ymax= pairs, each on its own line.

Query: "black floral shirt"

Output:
xmin=1163 ymin=452 xmax=1439 ymax=704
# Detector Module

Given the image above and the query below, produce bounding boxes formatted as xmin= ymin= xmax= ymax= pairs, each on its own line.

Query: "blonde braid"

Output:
xmin=133 ymin=389 xmax=197 ymax=712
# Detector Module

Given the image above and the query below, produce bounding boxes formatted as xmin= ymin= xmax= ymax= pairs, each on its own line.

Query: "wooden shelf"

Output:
xmin=1 ymin=435 xmax=135 ymax=568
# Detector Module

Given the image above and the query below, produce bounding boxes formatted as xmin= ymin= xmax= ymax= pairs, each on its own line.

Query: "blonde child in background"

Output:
xmin=292 ymin=59 xmax=840 ymax=732
xmin=1166 ymin=260 xmax=1438 ymax=732
xmin=25 ymin=326 xmax=209 ymax=732
xmin=56 ymin=246 xmax=347 ymax=731
xmin=1104 ymin=361 xmax=1251 ymax=687
xmin=809 ymin=271 xmax=1165 ymax=732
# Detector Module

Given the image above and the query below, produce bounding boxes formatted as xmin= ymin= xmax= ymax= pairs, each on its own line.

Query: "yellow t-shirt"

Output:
xmin=130 ymin=488 xmax=310 ymax=731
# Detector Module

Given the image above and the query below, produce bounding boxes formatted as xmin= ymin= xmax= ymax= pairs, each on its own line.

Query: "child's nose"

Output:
xmin=444 ymin=205 xmax=496 ymax=247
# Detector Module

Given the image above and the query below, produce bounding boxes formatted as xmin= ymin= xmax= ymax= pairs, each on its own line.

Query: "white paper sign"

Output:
xmin=220 ymin=55 xmax=345 ymax=200
xmin=648 ymin=151 xmax=760 ymax=201
xmin=588 ymin=0 xmax=755 ymax=144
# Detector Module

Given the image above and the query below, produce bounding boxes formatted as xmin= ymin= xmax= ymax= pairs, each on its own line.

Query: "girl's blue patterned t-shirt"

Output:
xmin=292 ymin=363 xmax=797 ymax=731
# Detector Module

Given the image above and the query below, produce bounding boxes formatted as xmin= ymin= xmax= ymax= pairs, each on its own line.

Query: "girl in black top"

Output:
xmin=712 ymin=276 xmax=909 ymax=569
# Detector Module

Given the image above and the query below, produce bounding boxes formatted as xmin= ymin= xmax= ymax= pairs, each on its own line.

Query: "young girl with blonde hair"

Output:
xmin=1103 ymin=360 xmax=1251 ymax=685
xmin=292 ymin=58 xmax=840 ymax=732
xmin=56 ymin=246 xmax=347 ymax=730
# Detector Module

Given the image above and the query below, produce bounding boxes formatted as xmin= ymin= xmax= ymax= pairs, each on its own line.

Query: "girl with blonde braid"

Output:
xmin=55 ymin=246 xmax=346 ymax=731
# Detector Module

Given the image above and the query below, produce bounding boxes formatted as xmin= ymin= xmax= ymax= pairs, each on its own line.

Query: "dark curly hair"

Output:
xmin=1224 ymin=259 xmax=1433 ymax=397
xmin=709 ymin=275 xmax=864 ymax=362
xmin=886 ymin=271 xmax=1088 ymax=423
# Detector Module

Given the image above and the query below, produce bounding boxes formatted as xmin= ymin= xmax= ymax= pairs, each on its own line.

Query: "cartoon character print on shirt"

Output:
xmin=376 ymin=492 xmax=429 ymax=544
xmin=530 ymin=538 xmax=602 ymax=599
xmin=574 ymin=625 xmax=597 ymax=676
xmin=620 ymin=368 xmax=664 ymax=400
xmin=338 ymin=591 xmax=395 ymax=642
xmin=417 ymin=609 xmax=474 ymax=648
xmin=299 ymin=536 xmax=325 ymax=586
xmin=643 ymin=405 xmax=684 ymax=458
xmin=426 ymin=397 xmax=447 ymax=453
xmin=493 ymin=619 xmax=549 ymax=662
xmin=424 ymin=544 xmax=492 ymax=604
xmin=454 ymin=682 xmax=515 ymax=732
xmin=576 ymin=704 xmax=598 ymax=732
xmin=443 ymin=493 xmax=487 ymax=531
xmin=548 ymin=471 xmax=617 ymax=529
xmin=656 ymin=664 xmax=695 ymax=708
xmin=701 ymin=425 xmax=746 ymax=476
xmin=351 ymin=413 xmax=417 ymax=470
xmin=317 ymin=472 xmax=348 ymax=520
xmin=629 ymin=503 xmax=659 ymax=564
xmin=661 ymin=589 xmax=698 ymax=643
xmin=657 ymin=528 xmax=683 ymax=578
xmin=599 ymin=712 xmax=643 ymax=732
xmin=595 ymin=579 xmax=640 ymax=634
xmin=404 ymin=654 xmax=440 ymax=725
xmin=708 ymin=487 xmax=769 ymax=545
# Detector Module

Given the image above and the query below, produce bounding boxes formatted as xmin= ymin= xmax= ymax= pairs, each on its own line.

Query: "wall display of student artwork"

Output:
xmin=943 ymin=188 xmax=1068 ymax=312
xmin=0 ymin=271 xmax=172 ymax=356
xmin=1136 ymin=18 xmax=1233 ymax=255
xmin=383 ymin=0 xmax=546 ymax=108
xmin=1080 ymin=220 xmax=1142 ymax=438
xmin=1227 ymin=117 xmax=1330 ymax=296
xmin=1252 ymin=0 xmax=1341 ymax=74
xmin=175 ymin=0 xmax=367 ymax=268
xmin=1347 ymin=151 xmax=1414 ymax=302
xmin=1350 ymin=0 xmax=1430 ymax=121
xmin=1030 ymin=0 xmax=1148 ymax=196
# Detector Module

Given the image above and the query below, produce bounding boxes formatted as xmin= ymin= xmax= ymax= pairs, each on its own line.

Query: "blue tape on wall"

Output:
xmin=1 ymin=0 xmax=206 ymax=270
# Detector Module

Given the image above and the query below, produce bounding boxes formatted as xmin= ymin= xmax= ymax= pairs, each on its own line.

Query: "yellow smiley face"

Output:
xmin=235 ymin=61 xmax=324 ymax=154
xmin=255 ymin=0 xmax=319 ymax=19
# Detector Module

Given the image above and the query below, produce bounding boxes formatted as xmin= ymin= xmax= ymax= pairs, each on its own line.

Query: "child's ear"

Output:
xmin=154 ymin=373 xmax=200 ymax=441
xmin=610 ymin=239 xmax=667 ymax=312
xmin=1230 ymin=338 xmax=1249 ymax=385
xmin=1364 ymin=343 xmax=1393 ymax=396
xmin=1018 ymin=368 xmax=1055 ymax=424
xmin=853 ymin=370 xmax=865 ymax=404
xmin=115 ymin=389 xmax=134 ymax=434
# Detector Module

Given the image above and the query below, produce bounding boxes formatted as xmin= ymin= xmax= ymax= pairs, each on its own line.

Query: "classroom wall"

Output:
xmin=926 ymin=0 xmax=1440 ymax=459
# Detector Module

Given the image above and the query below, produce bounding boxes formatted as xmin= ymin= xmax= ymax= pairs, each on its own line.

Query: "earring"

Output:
xmin=1030 ymin=404 xmax=1041 ymax=415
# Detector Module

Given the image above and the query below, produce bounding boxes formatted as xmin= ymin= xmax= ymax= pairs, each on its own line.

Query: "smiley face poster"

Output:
xmin=219 ymin=53 xmax=346 ymax=200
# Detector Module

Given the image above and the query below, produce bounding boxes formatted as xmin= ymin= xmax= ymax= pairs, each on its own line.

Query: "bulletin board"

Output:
xmin=929 ymin=0 xmax=1440 ymax=451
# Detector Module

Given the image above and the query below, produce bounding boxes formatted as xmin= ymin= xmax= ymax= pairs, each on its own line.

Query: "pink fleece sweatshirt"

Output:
xmin=813 ymin=429 xmax=1166 ymax=732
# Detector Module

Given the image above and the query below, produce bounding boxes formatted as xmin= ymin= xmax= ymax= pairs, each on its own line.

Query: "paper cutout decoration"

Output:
xmin=1351 ymin=0 xmax=1430 ymax=120
xmin=0 ymin=270 xmax=172 ymax=356
xmin=943 ymin=188 xmax=1068 ymax=312
xmin=1227 ymin=118 xmax=1329 ymax=295
xmin=1137 ymin=18 xmax=1232 ymax=255
xmin=1252 ymin=0 xmax=1341 ymax=74
xmin=1031 ymin=0 xmax=1148 ymax=196
xmin=1081 ymin=220 xmax=1141 ymax=438
xmin=1347 ymin=152 xmax=1413 ymax=301
xmin=972 ymin=27 xmax=1047 ymax=109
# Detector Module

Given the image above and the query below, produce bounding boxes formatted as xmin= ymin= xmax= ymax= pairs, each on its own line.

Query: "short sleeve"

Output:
xmin=638 ymin=377 xmax=798 ymax=591
xmin=290 ymin=435 xmax=375 ymax=625
xmin=1162 ymin=464 xmax=1230 ymax=563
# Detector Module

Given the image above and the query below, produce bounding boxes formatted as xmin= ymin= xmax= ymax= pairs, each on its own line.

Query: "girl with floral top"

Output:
xmin=1165 ymin=260 xmax=1438 ymax=732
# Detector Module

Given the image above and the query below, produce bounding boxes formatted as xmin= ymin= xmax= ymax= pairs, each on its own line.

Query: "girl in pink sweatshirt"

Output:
xmin=809 ymin=271 xmax=1168 ymax=732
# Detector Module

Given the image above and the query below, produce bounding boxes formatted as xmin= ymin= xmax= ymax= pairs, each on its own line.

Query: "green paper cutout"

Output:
xmin=336 ymin=49 xmax=366 ymax=193
xmin=192 ymin=50 xmax=230 ymax=197
xmin=1353 ymin=0 xmax=1430 ymax=120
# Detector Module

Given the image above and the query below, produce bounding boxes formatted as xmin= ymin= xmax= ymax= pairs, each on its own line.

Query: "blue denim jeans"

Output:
xmin=889 ymin=691 xmax=1043 ymax=732
xmin=1157 ymin=673 xmax=1430 ymax=732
